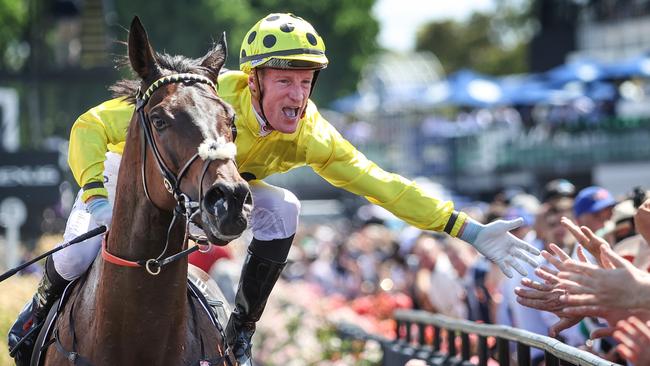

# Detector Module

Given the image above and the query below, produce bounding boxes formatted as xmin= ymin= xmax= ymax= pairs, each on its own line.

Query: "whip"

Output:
xmin=0 ymin=225 xmax=107 ymax=283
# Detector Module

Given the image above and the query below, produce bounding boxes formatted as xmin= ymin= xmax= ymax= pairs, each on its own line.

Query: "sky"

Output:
xmin=372 ymin=0 xmax=496 ymax=52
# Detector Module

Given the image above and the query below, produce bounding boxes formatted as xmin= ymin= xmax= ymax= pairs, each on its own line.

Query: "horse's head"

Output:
xmin=127 ymin=17 xmax=252 ymax=245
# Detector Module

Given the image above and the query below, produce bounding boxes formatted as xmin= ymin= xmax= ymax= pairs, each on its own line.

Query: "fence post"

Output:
xmin=447 ymin=329 xmax=457 ymax=363
xmin=405 ymin=321 xmax=412 ymax=344
xmin=433 ymin=326 xmax=441 ymax=351
xmin=497 ymin=337 xmax=509 ymax=366
xmin=478 ymin=336 xmax=489 ymax=366
xmin=395 ymin=320 xmax=402 ymax=342
xmin=461 ymin=332 xmax=471 ymax=361
xmin=517 ymin=342 xmax=530 ymax=366
xmin=418 ymin=323 xmax=426 ymax=346
xmin=545 ymin=351 xmax=559 ymax=366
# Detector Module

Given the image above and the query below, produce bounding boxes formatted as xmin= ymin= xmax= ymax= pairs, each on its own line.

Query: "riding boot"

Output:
xmin=7 ymin=257 xmax=70 ymax=365
xmin=225 ymin=248 xmax=287 ymax=365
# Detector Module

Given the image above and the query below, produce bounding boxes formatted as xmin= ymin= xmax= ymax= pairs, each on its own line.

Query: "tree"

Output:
xmin=415 ymin=0 xmax=535 ymax=76
xmin=0 ymin=0 xmax=379 ymax=147
xmin=113 ymin=0 xmax=379 ymax=104
xmin=112 ymin=0 xmax=255 ymax=71
xmin=0 ymin=0 xmax=28 ymax=71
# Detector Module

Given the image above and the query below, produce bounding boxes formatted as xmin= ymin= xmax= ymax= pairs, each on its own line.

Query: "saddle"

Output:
xmin=29 ymin=264 xmax=231 ymax=366
xmin=187 ymin=264 xmax=232 ymax=328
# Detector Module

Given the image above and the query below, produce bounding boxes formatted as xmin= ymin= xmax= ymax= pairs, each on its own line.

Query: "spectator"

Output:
xmin=498 ymin=206 xmax=584 ymax=363
xmin=573 ymin=186 xmax=616 ymax=235
xmin=515 ymin=237 xmax=650 ymax=364
xmin=614 ymin=234 xmax=650 ymax=272
xmin=542 ymin=179 xmax=576 ymax=204
xmin=410 ymin=234 xmax=467 ymax=318
xmin=635 ymin=197 xmax=650 ymax=244
xmin=601 ymin=199 xmax=636 ymax=244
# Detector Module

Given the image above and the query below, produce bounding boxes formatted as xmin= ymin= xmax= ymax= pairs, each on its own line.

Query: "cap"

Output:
xmin=543 ymin=179 xmax=576 ymax=201
xmin=573 ymin=186 xmax=617 ymax=218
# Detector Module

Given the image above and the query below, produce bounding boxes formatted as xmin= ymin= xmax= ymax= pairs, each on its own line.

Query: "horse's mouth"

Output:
xmin=192 ymin=211 xmax=248 ymax=246
xmin=204 ymin=229 xmax=239 ymax=246
xmin=194 ymin=180 xmax=252 ymax=245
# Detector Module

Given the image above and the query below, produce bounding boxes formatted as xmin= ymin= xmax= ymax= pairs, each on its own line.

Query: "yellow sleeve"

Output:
xmin=305 ymin=111 xmax=466 ymax=236
xmin=68 ymin=98 xmax=133 ymax=201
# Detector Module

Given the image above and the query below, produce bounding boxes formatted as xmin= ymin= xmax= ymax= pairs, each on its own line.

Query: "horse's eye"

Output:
xmin=151 ymin=117 xmax=168 ymax=130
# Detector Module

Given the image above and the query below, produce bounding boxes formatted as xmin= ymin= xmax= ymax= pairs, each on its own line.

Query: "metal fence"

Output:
xmin=337 ymin=310 xmax=620 ymax=366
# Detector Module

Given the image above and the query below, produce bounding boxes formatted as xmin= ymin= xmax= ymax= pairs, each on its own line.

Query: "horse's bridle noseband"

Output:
xmin=102 ymin=73 xmax=237 ymax=275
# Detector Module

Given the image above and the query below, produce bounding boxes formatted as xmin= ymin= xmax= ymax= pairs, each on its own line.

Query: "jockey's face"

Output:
xmin=251 ymin=68 xmax=314 ymax=133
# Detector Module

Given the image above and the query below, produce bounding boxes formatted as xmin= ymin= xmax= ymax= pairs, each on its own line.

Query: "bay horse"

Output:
xmin=36 ymin=17 xmax=252 ymax=365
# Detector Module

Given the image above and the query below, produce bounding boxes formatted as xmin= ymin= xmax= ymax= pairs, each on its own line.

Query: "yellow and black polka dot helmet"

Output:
xmin=240 ymin=13 xmax=328 ymax=74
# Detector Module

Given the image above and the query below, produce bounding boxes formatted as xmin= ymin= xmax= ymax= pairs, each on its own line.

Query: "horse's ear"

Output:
xmin=201 ymin=32 xmax=227 ymax=74
xmin=128 ymin=16 xmax=160 ymax=81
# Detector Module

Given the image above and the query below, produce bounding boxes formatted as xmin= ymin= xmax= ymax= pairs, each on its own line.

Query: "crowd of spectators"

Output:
xmin=6 ymin=175 xmax=646 ymax=364
xmin=514 ymin=182 xmax=650 ymax=366
xmin=189 ymin=178 xmax=650 ymax=365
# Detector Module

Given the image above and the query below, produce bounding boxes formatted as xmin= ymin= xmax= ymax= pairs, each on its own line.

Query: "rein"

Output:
xmin=102 ymin=73 xmax=235 ymax=276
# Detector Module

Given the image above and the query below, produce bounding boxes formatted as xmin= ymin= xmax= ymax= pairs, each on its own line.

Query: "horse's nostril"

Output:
xmin=203 ymin=182 xmax=251 ymax=219
xmin=203 ymin=186 xmax=224 ymax=213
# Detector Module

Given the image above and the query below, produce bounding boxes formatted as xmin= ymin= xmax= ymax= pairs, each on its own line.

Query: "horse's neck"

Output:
xmin=84 ymin=132 xmax=190 ymax=359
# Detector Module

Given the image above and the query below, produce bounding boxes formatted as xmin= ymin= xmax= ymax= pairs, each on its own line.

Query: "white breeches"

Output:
xmin=52 ymin=153 xmax=300 ymax=280
xmin=248 ymin=180 xmax=300 ymax=241
xmin=52 ymin=152 xmax=120 ymax=280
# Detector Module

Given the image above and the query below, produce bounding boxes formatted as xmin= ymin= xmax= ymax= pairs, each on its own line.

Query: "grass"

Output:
xmin=0 ymin=234 xmax=60 ymax=365
xmin=0 ymin=275 xmax=38 ymax=366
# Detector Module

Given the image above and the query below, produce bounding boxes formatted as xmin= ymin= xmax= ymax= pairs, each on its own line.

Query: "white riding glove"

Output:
xmin=86 ymin=197 xmax=113 ymax=228
xmin=460 ymin=217 xmax=540 ymax=277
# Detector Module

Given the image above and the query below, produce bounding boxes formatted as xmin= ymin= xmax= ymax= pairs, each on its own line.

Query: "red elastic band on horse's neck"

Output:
xmin=101 ymin=233 xmax=140 ymax=267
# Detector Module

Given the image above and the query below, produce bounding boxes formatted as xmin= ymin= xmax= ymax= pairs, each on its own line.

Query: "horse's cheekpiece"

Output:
xmin=101 ymin=73 xmax=238 ymax=277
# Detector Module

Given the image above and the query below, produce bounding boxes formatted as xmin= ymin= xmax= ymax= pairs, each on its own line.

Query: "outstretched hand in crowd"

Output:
xmin=635 ymin=198 xmax=650 ymax=244
xmin=517 ymin=240 xmax=650 ymax=342
xmin=515 ymin=243 xmax=586 ymax=337
xmin=612 ymin=316 xmax=650 ymax=365
xmin=556 ymin=244 xmax=650 ymax=311
xmin=515 ymin=243 xmax=632 ymax=338
xmin=560 ymin=216 xmax=610 ymax=267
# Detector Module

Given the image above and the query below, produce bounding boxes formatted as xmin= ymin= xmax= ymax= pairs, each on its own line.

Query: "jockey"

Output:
xmin=8 ymin=13 xmax=540 ymax=365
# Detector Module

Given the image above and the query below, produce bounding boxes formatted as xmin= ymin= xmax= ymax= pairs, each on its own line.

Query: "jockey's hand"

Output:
xmin=460 ymin=217 xmax=540 ymax=277
xmin=86 ymin=197 xmax=113 ymax=228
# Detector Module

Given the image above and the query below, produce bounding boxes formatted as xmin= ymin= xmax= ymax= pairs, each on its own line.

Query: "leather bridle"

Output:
xmin=102 ymin=73 xmax=236 ymax=275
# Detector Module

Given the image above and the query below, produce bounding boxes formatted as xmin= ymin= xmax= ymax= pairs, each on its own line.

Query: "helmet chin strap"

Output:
xmin=251 ymin=69 xmax=273 ymax=130
xmin=251 ymin=68 xmax=321 ymax=124
xmin=302 ymin=70 xmax=320 ymax=118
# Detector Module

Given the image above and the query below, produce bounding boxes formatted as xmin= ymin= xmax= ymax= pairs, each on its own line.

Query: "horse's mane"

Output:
xmin=110 ymin=43 xmax=220 ymax=104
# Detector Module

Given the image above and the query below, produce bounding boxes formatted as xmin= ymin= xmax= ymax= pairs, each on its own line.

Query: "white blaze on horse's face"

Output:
xmin=257 ymin=68 xmax=314 ymax=133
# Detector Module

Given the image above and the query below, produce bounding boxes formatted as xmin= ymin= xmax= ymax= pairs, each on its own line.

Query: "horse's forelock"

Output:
xmin=109 ymin=51 xmax=219 ymax=102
